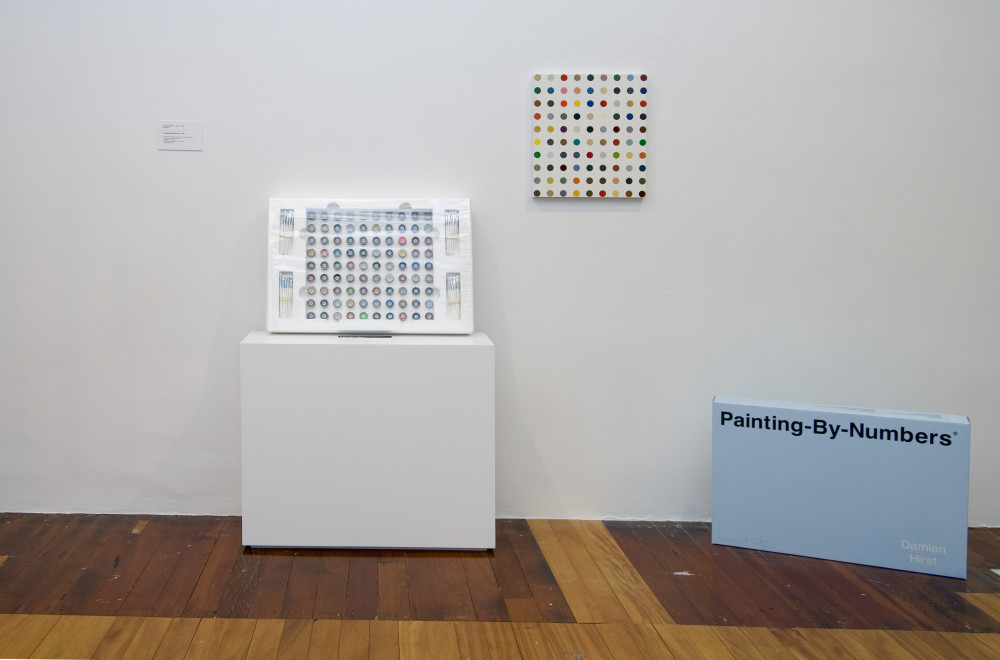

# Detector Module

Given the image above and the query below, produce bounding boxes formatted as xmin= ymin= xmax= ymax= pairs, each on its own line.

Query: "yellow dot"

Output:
xmin=612 ymin=191 xmax=620 ymax=197
xmin=534 ymin=139 xmax=541 ymax=145
xmin=547 ymin=177 xmax=554 ymax=184
xmin=626 ymin=152 xmax=633 ymax=158
xmin=573 ymin=190 xmax=580 ymax=197
xmin=547 ymin=126 xmax=554 ymax=132
xmin=574 ymin=100 xmax=580 ymax=106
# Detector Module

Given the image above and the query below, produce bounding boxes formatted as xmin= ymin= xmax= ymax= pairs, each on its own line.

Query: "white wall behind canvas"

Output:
xmin=1 ymin=1 xmax=998 ymax=522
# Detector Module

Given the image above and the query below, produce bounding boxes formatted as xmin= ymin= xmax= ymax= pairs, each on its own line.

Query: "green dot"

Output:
xmin=639 ymin=178 xmax=646 ymax=184
xmin=534 ymin=87 xmax=541 ymax=94
xmin=613 ymin=152 xmax=620 ymax=158
xmin=534 ymin=152 xmax=541 ymax=158
xmin=639 ymin=139 xmax=646 ymax=146
xmin=614 ymin=74 xmax=621 ymax=81
xmin=560 ymin=177 xmax=567 ymax=184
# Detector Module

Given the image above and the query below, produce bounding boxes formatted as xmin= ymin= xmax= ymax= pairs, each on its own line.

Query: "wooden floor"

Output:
xmin=0 ymin=515 xmax=999 ymax=658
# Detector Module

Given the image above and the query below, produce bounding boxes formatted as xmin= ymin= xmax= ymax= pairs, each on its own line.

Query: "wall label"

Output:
xmin=157 ymin=120 xmax=203 ymax=151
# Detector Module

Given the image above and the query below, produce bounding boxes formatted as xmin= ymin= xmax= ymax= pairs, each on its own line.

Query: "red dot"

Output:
xmin=638 ymin=191 xmax=646 ymax=197
xmin=599 ymin=190 xmax=606 ymax=197
xmin=561 ymin=74 xmax=568 ymax=81
xmin=534 ymin=113 xmax=541 ymax=119
xmin=640 ymin=100 xmax=647 ymax=107
xmin=640 ymin=74 xmax=648 ymax=81
xmin=600 ymin=100 xmax=607 ymax=107
xmin=561 ymin=100 xmax=567 ymax=107
xmin=586 ymin=152 xmax=593 ymax=158
xmin=613 ymin=139 xmax=620 ymax=146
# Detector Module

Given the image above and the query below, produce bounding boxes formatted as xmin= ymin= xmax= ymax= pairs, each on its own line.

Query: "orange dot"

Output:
xmin=639 ymin=152 xmax=646 ymax=158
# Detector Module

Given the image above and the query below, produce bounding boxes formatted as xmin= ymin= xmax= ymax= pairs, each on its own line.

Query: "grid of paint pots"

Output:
xmin=292 ymin=208 xmax=452 ymax=322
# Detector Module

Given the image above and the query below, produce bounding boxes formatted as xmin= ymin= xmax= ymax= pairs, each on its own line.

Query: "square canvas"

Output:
xmin=531 ymin=73 xmax=648 ymax=199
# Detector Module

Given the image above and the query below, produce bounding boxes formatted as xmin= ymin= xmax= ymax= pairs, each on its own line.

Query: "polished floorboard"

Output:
xmin=0 ymin=514 xmax=999 ymax=657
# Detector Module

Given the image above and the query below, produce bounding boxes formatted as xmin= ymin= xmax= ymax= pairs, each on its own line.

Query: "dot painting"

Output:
xmin=531 ymin=73 xmax=648 ymax=199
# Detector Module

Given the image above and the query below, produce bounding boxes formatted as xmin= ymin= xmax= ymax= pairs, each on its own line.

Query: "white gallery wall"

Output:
xmin=1 ymin=1 xmax=998 ymax=523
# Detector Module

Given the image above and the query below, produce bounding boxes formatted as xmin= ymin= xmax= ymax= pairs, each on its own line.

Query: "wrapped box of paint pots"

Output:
xmin=266 ymin=199 xmax=474 ymax=334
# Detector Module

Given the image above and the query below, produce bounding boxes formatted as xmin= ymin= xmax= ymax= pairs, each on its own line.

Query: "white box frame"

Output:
xmin=266 ymin=198 xmax=474 ymax=334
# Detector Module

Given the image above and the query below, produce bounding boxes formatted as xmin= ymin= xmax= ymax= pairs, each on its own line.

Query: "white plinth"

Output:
xmin=240 ymin=331 xmax=495 ymax=549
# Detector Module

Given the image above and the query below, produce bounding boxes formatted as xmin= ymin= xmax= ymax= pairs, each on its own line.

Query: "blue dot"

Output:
xmin=587 ymin=87 xmax=594 ymax=93
xmin=587 ymin=100 xmax=594 ymax=107
xmin=626 ymin=113 xmax=633 ymax=120
xmin=626 ymin=74 xmax=635 ymax=81
xmin=640 ymin=87 xmax=647 ymax=94
xmin=547 ymin=87 xmax=554 ymax=93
